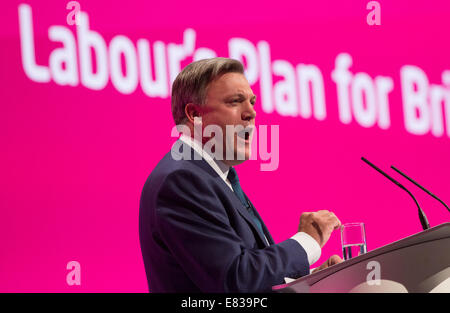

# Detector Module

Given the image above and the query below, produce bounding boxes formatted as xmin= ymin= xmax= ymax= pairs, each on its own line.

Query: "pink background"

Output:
xmin=1 ymin=0 xmax=449 ymax=292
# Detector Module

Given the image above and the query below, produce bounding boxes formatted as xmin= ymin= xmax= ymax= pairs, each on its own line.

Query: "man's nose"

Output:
xmin=242 ymin=101 xmax=256 ymax=121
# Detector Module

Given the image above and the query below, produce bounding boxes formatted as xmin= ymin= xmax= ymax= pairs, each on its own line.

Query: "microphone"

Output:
xmin=390 ymin=165 xmax=450 ymax=214
xmin=361 ymin=157 xmax=430 ymax=231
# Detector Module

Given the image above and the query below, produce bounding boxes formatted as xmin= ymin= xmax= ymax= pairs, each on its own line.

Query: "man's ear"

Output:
xmin=185 ymin=103 xmax=201 ymax=123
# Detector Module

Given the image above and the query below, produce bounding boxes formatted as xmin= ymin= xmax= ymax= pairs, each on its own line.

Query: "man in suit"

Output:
xmin=139 ymin=57 xmax=342 ymax=293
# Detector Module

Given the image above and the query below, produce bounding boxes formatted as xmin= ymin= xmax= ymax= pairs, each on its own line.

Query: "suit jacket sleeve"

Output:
xmin=155 ymin=169 xmax=310 ymax=293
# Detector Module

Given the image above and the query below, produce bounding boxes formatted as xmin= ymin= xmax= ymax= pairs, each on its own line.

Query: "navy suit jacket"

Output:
xmin=139 ymin=140 xmax=310 ymax=293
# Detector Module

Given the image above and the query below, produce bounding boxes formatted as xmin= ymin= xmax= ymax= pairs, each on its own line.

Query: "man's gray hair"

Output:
xmin=171 ymin=57 xmax=245 ymax=125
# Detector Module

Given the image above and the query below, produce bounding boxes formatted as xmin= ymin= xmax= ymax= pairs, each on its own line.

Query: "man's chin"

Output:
xmin=222 ymin=159 xmax=247 ymax=166
xmin=222 ymin=151 xmax=251 ymax=166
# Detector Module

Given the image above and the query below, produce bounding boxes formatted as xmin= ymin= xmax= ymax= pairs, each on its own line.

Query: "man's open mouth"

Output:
xmin=237 ymin=126 xmax=253 ymax=141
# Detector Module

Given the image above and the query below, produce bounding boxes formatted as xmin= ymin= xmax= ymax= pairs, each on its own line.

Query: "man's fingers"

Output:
xmin=328 ymin=255 xmax=343 ymax=266
xmin=324 ymin=211 xmax=341 ymax=229
xmin=312 ymin=255 xmax=343 ymax=274
xmin=321 ymin=212 xmax=341 ymax=230
xmin=299 ymin=209 xmax=342 ymax=247
xmin=332 ymin=214 xmax=342 ymax=229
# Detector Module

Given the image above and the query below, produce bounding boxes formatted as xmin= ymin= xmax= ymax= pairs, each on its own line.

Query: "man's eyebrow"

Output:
xmin=226 ymin=93 xmax=257 ymax=100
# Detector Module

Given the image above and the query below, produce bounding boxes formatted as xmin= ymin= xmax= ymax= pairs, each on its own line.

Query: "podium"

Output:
xmin=272 ymin=222 xmax=450 ymax=293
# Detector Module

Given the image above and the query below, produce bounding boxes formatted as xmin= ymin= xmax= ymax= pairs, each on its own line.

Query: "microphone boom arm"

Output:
xmin=391 ymin=165 xmax=450 ymax=215
xmin=361 ymin=157 xmax=430 ymax=230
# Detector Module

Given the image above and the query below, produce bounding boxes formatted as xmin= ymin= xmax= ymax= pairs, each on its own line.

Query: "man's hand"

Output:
xmin=311 ymin=255 xmax=343 ymax=274
xmin=298 ymin=210 xmax=341 ymax=248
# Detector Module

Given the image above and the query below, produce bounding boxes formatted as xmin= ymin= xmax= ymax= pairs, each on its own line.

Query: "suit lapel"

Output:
xmin=226 ymin=188 xmax=270 ymax=248
xmin=202 ymin=164 xmax=270 ymax=247
xmin=245 ymin=196 xmax=275 ymax=245
xmin=175 ymin=140 xmax=271 ymax=247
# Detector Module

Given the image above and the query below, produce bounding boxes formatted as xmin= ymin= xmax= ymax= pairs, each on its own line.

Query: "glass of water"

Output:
xmin=341 ymin=223 xmax=367 ymax=260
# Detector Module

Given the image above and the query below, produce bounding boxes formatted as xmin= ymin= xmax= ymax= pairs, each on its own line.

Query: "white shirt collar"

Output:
xmin=179 ymin=134 xmax=232 ymax=189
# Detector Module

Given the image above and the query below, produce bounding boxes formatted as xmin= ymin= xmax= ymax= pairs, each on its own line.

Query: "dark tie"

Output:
xmin=227 ymin=167 xmax=265 ymax=237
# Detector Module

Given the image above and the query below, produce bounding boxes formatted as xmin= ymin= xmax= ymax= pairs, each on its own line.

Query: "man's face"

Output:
xmin=199 ymin=72 xmax=256 ymax=166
